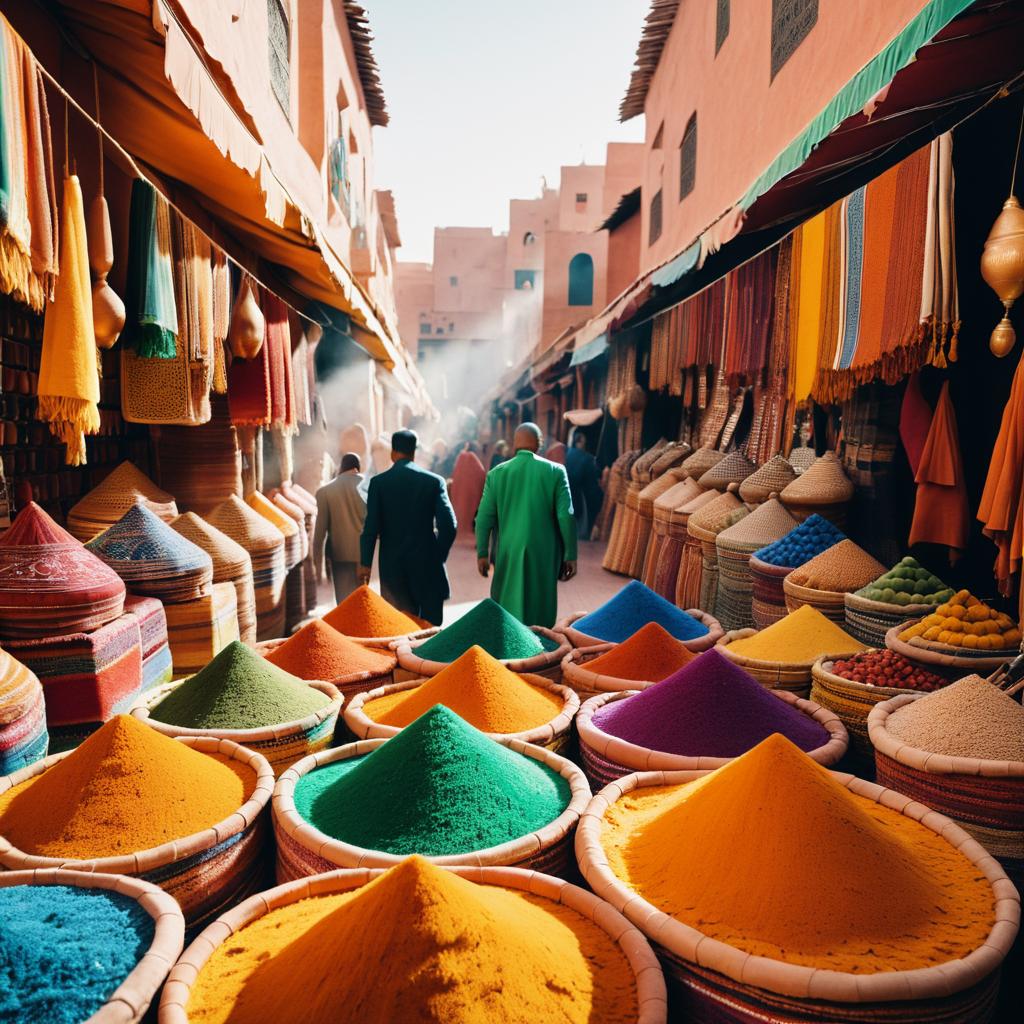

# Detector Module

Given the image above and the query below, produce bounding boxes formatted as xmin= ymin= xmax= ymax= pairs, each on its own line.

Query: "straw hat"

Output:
xmin=697 ymin=451 xmax=756 ymax=490
xmin=780 ymin=452 xmax=854 ymax=503
xmin=680 ymin=446 xmax=724 ymax=478
xmin=66 ymin=461 xmax=178 ymax=542
xmin=738 ymin=455 xmax=796 ymax=504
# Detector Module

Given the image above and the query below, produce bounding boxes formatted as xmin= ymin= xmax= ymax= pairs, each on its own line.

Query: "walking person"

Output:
xmin=475 ymin=423 xmax=577 ymax=628
xmin=564 ymin=429 xmax=603 ymax=539
xmin=448 ymin=442 xmax=487 ymax=541
xmin=312 ymin=452 xmax=367 ymax=604
xmin=358 ymin=429 xmax=457 ymax=626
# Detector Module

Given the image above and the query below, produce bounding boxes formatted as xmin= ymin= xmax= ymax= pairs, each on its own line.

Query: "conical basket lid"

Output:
xmin=788 ymin=447 xmax=818 ymax=473
xmin=780 ymin=452 xmax=854 ymax=503
xmin=170 ymin=512 xmax=251 ymax=576
xmin=649 ymin=443 xmax=690 ymax=478
xmin=87 ymin=504 xmax=212 ymax=579
xmin=207 ymin=495 xmax=286 ymax=553
xmin=681 ymin=447 xmax=724 ymax=478
xmin=66 ymin=461 xmax=178 ymax=541
xmin=698 ymin=451 xmax=756 ymax=490
xmin=738 ymin=456 xmax=797 ymax=504
xmin=246 ymin=492 xmax=299 ymax=536
xmin=718 ymin=498 xmax=797 ymax=548
xmin=655 ymin=477 xmax=703 ymax=513
xmin=688 ymin=491 xmax=746 ymax=537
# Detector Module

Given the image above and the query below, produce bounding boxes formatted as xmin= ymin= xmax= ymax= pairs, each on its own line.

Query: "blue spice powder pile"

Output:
xmin=573 ymin=580 xmax=709 ymax=643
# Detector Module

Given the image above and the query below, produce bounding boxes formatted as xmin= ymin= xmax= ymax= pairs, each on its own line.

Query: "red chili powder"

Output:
xmin=322 ymin=586 xmax=423 ymax=638
xmin=264 ymin=619 xmax=396 ymax=680
xmin=584 ymin=622 xmax=695 ymax=682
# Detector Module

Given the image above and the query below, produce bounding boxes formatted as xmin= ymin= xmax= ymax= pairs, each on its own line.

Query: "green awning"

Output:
xmin=570 ymin=333 xmax=609 ymax=366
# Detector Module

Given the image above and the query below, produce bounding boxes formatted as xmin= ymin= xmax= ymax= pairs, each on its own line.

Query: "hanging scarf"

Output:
xmin=124 ymin=178 xmax=178 ymax=358
xmin=263 ymin=289 xmax=296 ymax=431
xmin=37 ymin=175 xmax=99 ymax=465
xmin=211 ymin=246 xmax=229 ymax=393
xmin=793 ymin=211 xmax=825 ymax=401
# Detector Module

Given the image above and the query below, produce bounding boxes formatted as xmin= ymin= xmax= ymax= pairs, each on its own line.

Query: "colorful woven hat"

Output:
xmin=0 ymin=646 xmax=47 ymax=774
xmin=681 ymin=447 xmax=724 ymax=479
xmin=66 ymin=461 xmax=178 ymax=542
xmin=738 ymin=456 xmax=797 ymax=505
xmin=0 ymin=502 xmax=126 ymax=639
xmin=780 ymin=452 xmax=854 ymax=504
xmin=698 ymin=451 xmax=756 ymax=490
xmin=86 ymin=504 xmax=213 ymax=603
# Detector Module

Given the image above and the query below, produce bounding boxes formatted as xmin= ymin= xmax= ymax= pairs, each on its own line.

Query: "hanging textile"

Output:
xmin=123 ymin=178 xmax=178 ymax=358
xmin=921 ymin=131 xmax=959 ymax=367
xmin=227 ymin=318 xmax=271 ymax=427
xmin=898 ymin=371 xmax=932 ymax=477
xmin=211 ymin=247 xmax=230 ymax=393
xmin=724 ymin=246 xmax=777 ymax=380
xmin=37 ymin=174 xmax=98 ymax=465
xmin=908 ymin=382 xmax=968 ymax=563
xmin=262 ymin=289 xmax=296 ymax=433
xmin=793 ymin=213 xmax=825 ymax=401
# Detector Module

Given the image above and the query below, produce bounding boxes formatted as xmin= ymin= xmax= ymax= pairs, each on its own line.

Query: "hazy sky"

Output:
xmin=370 ymin=0 xmax=648 ymax=263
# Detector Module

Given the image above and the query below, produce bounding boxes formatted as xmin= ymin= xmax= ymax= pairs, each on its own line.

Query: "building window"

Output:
xmin=268 ymin=0 xmax=290 ymax=119
xmin=436 ymin=326 xmax=446 ymax=335
xmin=771 ymin=0 xmax=818 ymax=80
xmin=575 ymin=193 xmax=588 ymax=204
xmin=419 ymin=322 xmax=432 ymax=335
xmin=449 ymin=321 xmax=455 ymax=330
xmin=514 ymin=269 xmax=537 ymax=290
xmin=679 ymin=114 xmax=697 ymax=201
xmin=716 ymin=0 xmax=730 ymax=54
xmin=449 ymin=275 xmax=458 ymax=287
xmin=523 ymin=231 xmax=536 ymax=246
xmin=328 ymin=134 xmax=350 ymax=219
xmin=567 ymin=253 xmax=594 ymax=306
xmin=649 ymin=189 xmax=663 ymax=246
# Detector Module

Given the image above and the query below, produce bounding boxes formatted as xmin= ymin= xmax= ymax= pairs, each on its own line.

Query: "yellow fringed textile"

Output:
xmin=793 ymin=211 xmax=825 ymax=401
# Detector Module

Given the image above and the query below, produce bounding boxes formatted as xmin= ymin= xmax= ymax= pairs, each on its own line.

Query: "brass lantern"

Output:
xmin=981 ymin=195 xmax=1024 ymax=357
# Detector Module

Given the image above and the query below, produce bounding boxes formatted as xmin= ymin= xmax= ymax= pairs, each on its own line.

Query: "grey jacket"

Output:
xmin=313 ymin=472 xmax=367 ymax=568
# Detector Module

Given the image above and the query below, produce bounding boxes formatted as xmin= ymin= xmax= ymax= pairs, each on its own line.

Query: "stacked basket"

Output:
xmin=629 ymin=465 xmax=688 ymax=581
xmin=653 ymin=488 xmax=716 ymax=603
xmin=696 ymin=450 xmax=756 ymax=492
xmin=607 ymin=443 xmax=669 ymax=577
xmin=0 ymin=647 xmax=47 ymax=774
xmin=737 ymin=455 xmax=796 ymax=504
xmin=778 ymin=451 xmax=854 ymax=528
xmin=66 ymin=461 xmax=178 ymax=543
xmin=271 ymin=490 xmax=312 ymax=627
xmin=681 ymin=489 xmax=748 ymax=614
xmin=246 ymin=492 xmax=305 ymax=631
xmin=644 ymin=476 xmax=703 ymax=591
xmin=257 ymin=635 xmax=398 ymax=702
xmin=786 ymin=446 xmax=818 ymax=473
xmin=782 ymin=539 xmax=886 ymax=623
xmin=597 ymin=449 xmax=640 ymax=549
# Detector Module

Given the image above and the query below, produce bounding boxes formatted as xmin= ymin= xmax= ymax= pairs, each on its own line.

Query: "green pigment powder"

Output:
xmin=149 ymin=640 xmax=329 ymax=729
xmin=293 ymin=706 xmax=571 ymax=855
xmin=413 ymin=599 xmax=557 ymax=662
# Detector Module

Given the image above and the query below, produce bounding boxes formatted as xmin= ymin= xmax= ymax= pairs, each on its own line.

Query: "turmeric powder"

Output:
xmin=726 ymin=604 xmax=864 ymax=663
xmin=185 ymin=857 xmax=639 ymax=1023
xmin=602 ymin=734 xmax=993 ymax=973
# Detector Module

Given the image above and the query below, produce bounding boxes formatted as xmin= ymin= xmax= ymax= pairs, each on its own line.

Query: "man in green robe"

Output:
xmin=475 ymin=423 xmax=578 ymax=628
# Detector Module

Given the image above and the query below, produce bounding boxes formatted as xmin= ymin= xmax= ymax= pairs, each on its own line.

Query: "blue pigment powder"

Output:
xmin=0 ymin=885 xmax=154 ymax=1024
xmin=573 ymin=580 xmax=709 ymax=643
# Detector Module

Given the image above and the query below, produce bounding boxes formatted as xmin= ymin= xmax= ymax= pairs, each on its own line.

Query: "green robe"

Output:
xmin=475 ymin=450 xmax=578 ymax=628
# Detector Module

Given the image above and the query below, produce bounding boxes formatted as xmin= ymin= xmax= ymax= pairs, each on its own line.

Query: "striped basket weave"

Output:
xmin=343 ymin=673 xmax=579 ymax=753
xmin=1 ymin=868 xmax=185 ymax=1024
xmin=644 ymin=477 xmax=705 ymax=592
xmin=843 ymin=592 xmax=937 ymax=648
xmin=777 ymin=452 xmax=854 ymax=530
xmin=272 ymin=736 xmax=591 ymax=882
xmin=748 ymin=554 xmax=795 ymax=629
xmin=0 ymin=737 xmax=274 ymax=927
xmin=677 ymin=490 xmax=743 ymax=610
xmin=629 ymin=469 xmax=687 ymax=581
xmin=577 ymin=769 xmax=1019 ymax=1024
xmin=163 ymin=582 xmax=240 ymax=676
xmin=653 ymin=488 xmax=717 ymax=603
xmin=159 ymin=865 xmax=667 ymax=1024
xmin=576 ymin=689 xmax=848 ymax=789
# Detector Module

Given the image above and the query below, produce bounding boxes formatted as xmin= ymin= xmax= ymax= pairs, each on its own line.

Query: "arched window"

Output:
xmin=523 ymin=231 xmax=536 ymax=246
xmin=567 ymin=253 xmax=594 ymax=306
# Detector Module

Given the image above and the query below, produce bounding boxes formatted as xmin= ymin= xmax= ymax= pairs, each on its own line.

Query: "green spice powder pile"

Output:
xmin=413 ymin=599 xmax=556 ymax=662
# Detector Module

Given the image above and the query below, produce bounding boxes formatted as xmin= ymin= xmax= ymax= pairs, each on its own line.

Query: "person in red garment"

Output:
xmin=448 ymin=443 xmax=486 ymax=541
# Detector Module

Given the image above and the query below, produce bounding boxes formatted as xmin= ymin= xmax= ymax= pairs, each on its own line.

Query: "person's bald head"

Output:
xmin=514 ymin=423 xmax=542 ymax=452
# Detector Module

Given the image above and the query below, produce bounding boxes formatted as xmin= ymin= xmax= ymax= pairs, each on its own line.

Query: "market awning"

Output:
xmin=569 ymin=334 xmax=608 ymax=367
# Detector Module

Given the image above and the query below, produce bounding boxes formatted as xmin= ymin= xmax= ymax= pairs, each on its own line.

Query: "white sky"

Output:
xmin=369 ymin=0 xmax=649 ymax=263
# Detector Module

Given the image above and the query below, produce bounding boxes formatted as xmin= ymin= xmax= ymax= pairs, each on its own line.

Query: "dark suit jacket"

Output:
xmin=359 ymin=458 xmax=457 ymax=621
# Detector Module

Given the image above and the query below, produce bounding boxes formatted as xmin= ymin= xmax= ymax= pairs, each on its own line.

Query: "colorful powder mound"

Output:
xmin=573 ymin=581 xmax=709 ymax=644
xmin=0 ymin=884 xmax=155 ymax=1024
xmin=294 ymin=706 xmax=571 ymax=856
xmin=602 ymin=734 xmax=994 ymax=972
xmin=413 ymin=599 xmax=556 ymax=662
xmin=752 ymin=514 xmax=845 ymax=568
xmin=184 ymin=857 xmax=639 ymax=1024
xmin=150 ymin=640 xmax=330 ymax=730
xmin=584 ymin=622 xmax=694 ymax=682
xmin=0 ymin=715 xmax=253 ymax=859
xmin=594 ymin=648 xmax=829 ymax=757
xmin=727 ymin=604 xmax=865 ymax=664
xmin=264 ymin=619 xmax=396 ymax=680
xmin=365 ymin=646 xmax=563 ymax=733
xmin=323 ymin=585 xmax=422 ymax=637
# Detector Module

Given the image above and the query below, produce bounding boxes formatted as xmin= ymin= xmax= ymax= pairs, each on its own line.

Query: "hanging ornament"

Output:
xmin=981 ymin=103 xmax=1024 ymax=357
xmin=228 ymin=273 xmax=265 ymax=359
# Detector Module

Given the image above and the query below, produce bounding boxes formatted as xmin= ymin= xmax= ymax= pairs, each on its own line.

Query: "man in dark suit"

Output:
xmin=357 ymin=429 xmax=457 ymax=625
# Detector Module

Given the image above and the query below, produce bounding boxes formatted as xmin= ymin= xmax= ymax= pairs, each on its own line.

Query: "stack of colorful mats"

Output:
xmin=778 ymin=451 xmax=854 ymax=528
xmin=680 ymin=490 xmax=746 ymax=613
xmin=246 ymin=492 xmax=304 ymax=631
xmin=207 ymin=496 xmax=287 ymax=642
xmin=737 ymin=455 xmax=796 ymax=504
xmin=643 ymin=476 xmax=703 ymax=591
xmin=123 ymin=595 xmax=173 ymax=695
xmin=171 ymin=512 xmax=257 ymax=646
xmin=0 ymin=646 xmax=47 ymax=773
xmin=160 ymin=584 xmax=239 ymax=676
xmin=0 ymin=502 xmax=125 ymax=639
xmin=714 ymin=499 xmax=797 ymax=631
xmin=66 ymin=461 xmax=178 ymax=542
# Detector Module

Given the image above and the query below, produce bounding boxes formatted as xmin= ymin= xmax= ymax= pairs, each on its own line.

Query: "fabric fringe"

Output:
xmin=132 ymin=323 xmax=178 ymax=359
xmin=0 ymin=232 xmax=44 ymax=311
xmin=37 ymin=394 xmax=100 ymax=467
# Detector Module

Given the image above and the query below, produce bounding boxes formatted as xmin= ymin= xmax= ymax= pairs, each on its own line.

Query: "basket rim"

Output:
xmin=747 ymin=553 xmax=799 ymax=576
xmin=575 ymin=766 xmax=1020 ymax=1004
xmin=0 ymin=736 xmax=275 ymax=875
xmin=157 ymin=863 xmax=667 ymax=1024
xmin=884 ymin=620 xmax=1018 ymax=665
xmin=576 ymin=688 xmax=848 ymax=772
xmin=320 ymin=622 xmax=440 ymax=648
xmin=782 ymin=576 xmax=869 ymax=603
xmin=395 ymin=625 xmax=571 ymax=676
xmin=131 ymin=679 xmax=343 ymax=741
xmin=843 ymin=591 xmax=944 ymax=616
xmin=716 ymin=630 xmax=864 ymax=672
xmin=810 ymin=656 xmax=944 ymax=701
xmin=254 ymin=636 xmax=398 ymax=676
xmin=0 ymin=867 xmax=185 ymax=1024
xmin=342 ymin=671 xmax=580 ymax=745
xmin=271 ymin=734 xmax=591 ymax=869
xmin=556 ymin=611 xmax=723 ymax=655
xmin=867 ymin=693 xmax=1024 ymax=777
xmin=560 ymin=644 xmax=664 ymax=694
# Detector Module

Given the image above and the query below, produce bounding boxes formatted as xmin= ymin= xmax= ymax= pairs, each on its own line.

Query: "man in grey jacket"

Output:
xmin=313 ymin=453 xmax=367 ymax=603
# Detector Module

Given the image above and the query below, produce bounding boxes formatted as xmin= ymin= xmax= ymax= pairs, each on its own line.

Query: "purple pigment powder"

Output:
xmin=593 ymin=648 xmax=829 ymax=757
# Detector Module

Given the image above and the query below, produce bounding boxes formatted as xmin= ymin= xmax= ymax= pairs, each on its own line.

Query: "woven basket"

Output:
xmin=0 ymin=737 xmax=274 ymax=926
xmin=738 ymin=455 xmax=796 ymax=504
xmin=679 ymin=446 xmax=724 ymax=478
xmin=697 ymin=451 xmax=756 ymax=491
xmin=255 ymin=636 xmax=397 ymax=702
xmin=885 ymin=622 xmax=1013 ymax=680
xmin=869 ymin=693 xmax=1024 ymax=880
xmin=395 ymin=626 xmax=570 ymax=682
xmin=158 ymin=864 xmax=667 ymax=1024
xmin=1 ymin=868 xmax=185 ymax=1024
xmin=0 ymin=686 xmax=48 ymax=775
xmin=644 ymin=478 xmax=706 ymax=591
xmin=324 ymin=622 xmax=439 ymax=651
xmin=678 ymin=490 xmax=744 ymax=610
xmin=777 ymin=452 xmax=853 ymax=531
xmin=560 ymin=643 xmax=666 ymax=698
xmin=715 ymin=630 xmax=818 ymax=697
xmin=272 ymin=736 xmax=591 ymax=881
xmin=343 ymin=672 xmax=579 ymax=753
xmin=749 ymin=554 xmax=795 ymax=629
xmin=782 ymin=576 xmax=850 ymax=623
xmin=843 ymin=591 xmax=939 ymax=648
xmin=618 ymin=487 xmax=645 ymax=580
xmin=653 ymin=488 xmax=717 ymax=603
xmin=557 ymin=610 xmax=723 ymax=655
xmin=630 ymin=471 xmax=686 ymax=580
xmin=131 ymin=679 xmax=343 ymax=776
xmin=576 ymin=688 xmax=848 ymax=789
xmin=576 ymin=768 xmax=1019 ymax=1024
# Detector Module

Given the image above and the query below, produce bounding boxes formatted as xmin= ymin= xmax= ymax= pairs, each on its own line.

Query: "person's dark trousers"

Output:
xmin=382 ymin=575 xmax=443 ymax=626
xmin=331 ymin=561 xmax=359 ymax=604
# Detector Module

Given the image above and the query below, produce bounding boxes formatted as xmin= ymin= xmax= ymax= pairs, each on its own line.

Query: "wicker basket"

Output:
xmin=131 ymin=679 xmax=343 ymax=776
xmin=158 ymin=864 xmax=667 ymax=1024
xmin=395 ymin=626 xmax=570 ymax=681
xmin=778 ymin=452 xmax=854 ymax=529
xmin=343 ymin=672 xmax=580 ymax=753
xmin=576 ymin=768 xmax=1019 ymax=1024
xmin=697 ymin=451 xmax=756 ymax=491
xmin=332 ymin=623 xmax=439 ymax=650
xmin=749 ymin=554 xmax=799 ymax=629
xmin=560 ymin=642 xmax=666 ymax=698
xmin=557 ymin=609 xmax=723 ymax=655
xmin=843 ymin=591 xmax=939 ymax=648
xmin=644 ymin=478 xmax=706 ymax=592
xmin=576 ymin=688 xmax=848 ymax=789
xmin=715 ymin=630 xmax=820 ymax=697
xmin=651 ymin=488 xmax=716 ymax=603
xmin=738 ymin=455 xmax=796 ymax=504
xmin=256 ymin=636 xmax=397 ymax=701
xmin=677 ymin=490 xmax=743 ymax=610
xmin=869 ymin=693 xmax=1024 ymax=883
xmin=629 ymin=470 xmax=686 ymax=580
xmin=885 ymin=622 xmax=1013 ymax=680
xmin=0 ymin=737 xmax=275 ymax=926
xmin=1 ymin=868 xmax=185 ymax=1024
xmin=272 ymin=736 xmax=591 ymax=881
xmin=782 ymin=576 xmax=850 ymax=622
